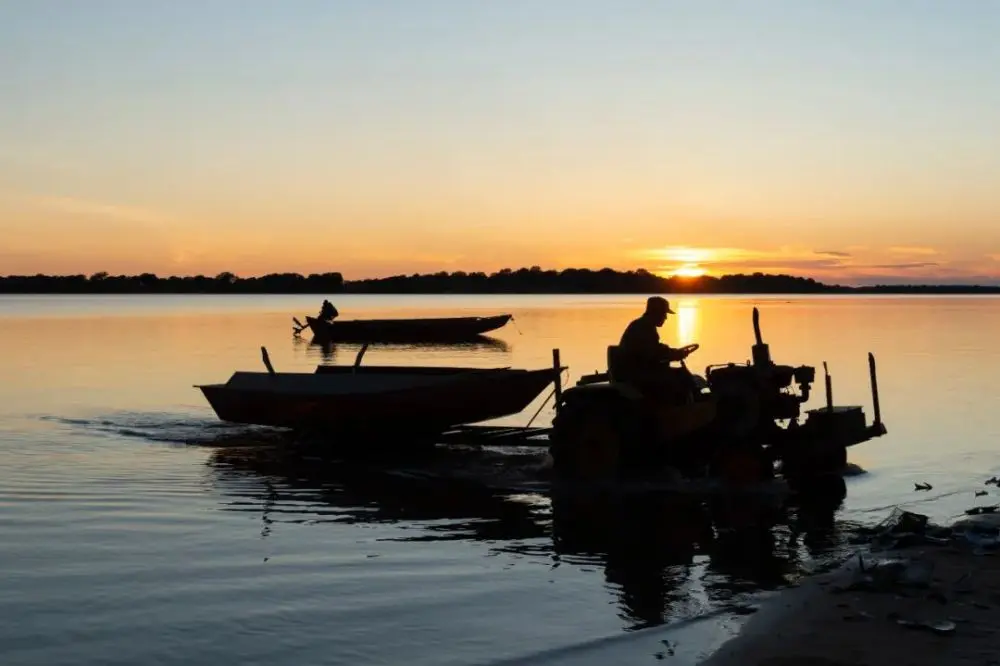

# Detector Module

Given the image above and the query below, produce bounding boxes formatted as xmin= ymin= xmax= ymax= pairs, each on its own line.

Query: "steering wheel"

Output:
xmin=679 ymin=343 xmax=700 ymax=356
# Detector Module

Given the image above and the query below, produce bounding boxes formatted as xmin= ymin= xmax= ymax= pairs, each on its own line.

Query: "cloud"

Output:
xmin=864 ymin=262 xmax=940 ymax=270
xmin=633 ymin=243 xmax=1000 ymax=286
xmin=638 ymin=245 xmax=851 ymax=271
xmin=701 ymin=257 xmax=847 ymax=272
xmin=888 ymin=246 xmax=939 ymax=256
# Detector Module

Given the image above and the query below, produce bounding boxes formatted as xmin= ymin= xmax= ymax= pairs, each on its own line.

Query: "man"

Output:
xmin=318 ymin=299 xmax=339 ymax=322
xmin=615 ymin=296 xmax=698 ymax=398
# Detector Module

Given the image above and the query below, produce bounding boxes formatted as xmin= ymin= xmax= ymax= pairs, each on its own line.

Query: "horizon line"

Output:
xmin=3 ymin=266 xmax=1000 ymax=290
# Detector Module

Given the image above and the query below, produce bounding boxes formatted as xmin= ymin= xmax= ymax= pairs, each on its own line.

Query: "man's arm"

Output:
xmin=622 ymin=320 xmax=686 ymax=363
xmin=658 ymin=342 xmax=687 ymax=363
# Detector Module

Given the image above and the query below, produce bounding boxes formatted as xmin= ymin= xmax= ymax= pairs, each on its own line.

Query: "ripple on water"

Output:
xmin=0 ymin=408 xmax=877 ymax=666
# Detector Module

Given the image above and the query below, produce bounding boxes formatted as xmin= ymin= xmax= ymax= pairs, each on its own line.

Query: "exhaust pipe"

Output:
xmin=869 ymin=352 xmax=882 ymax=428
xmin=751 ymin=307 xmax=772 ymax=366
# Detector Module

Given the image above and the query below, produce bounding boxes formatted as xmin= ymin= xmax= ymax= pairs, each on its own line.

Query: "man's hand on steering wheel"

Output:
xmin=678 ymin=343 xmax=700 ymax=358
xmin=664 ymin=343 xmax=698 ymax=363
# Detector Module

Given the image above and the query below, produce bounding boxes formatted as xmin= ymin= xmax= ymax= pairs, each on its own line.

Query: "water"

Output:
xmin=2 ymin=293 xmax=999 ymax=665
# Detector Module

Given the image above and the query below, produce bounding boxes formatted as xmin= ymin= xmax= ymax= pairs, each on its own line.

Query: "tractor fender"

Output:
xmin=559 ymin=382 xmax=644 ymax=407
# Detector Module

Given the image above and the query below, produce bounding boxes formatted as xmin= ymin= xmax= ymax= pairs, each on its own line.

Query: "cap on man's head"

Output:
xmin=646 ymin=296 xmax=676 ymax=315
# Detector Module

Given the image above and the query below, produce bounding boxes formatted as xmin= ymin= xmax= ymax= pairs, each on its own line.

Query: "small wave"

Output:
xmin=477 ymin=604 xmax=751 ymax=666
xmin=39 ymin=412 xmax=284 ymax=447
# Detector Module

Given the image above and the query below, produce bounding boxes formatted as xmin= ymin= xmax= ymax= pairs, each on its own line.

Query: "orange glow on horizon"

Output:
xmin=667 ymin=264 xmax=709 ymax=278
xmin=2 ymin=190 xmax=1000 ymax=284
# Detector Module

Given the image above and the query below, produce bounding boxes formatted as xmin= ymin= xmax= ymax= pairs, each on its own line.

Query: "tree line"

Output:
xmin=1 ymin=267 xmax=998 ymax=294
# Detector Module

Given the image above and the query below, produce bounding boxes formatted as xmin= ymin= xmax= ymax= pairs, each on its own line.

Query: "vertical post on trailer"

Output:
xmin=868 ymin=352 xmax=881 ymax=427
xmin=823 ymin=361 xmax=833 ymax=412
xmin=552 ymin=348 xmax=563 ymax=415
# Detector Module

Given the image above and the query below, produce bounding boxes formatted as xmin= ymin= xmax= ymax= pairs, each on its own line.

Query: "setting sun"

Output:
xmin=668 ymin=264 xmax=708 ymax=279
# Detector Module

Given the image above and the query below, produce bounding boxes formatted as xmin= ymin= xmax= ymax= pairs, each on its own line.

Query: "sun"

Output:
xmin=669 ymin=264 xmax=707 ymax=278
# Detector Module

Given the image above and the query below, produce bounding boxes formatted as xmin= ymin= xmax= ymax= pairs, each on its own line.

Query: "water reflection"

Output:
xmin=206 ymin=445 xmax=857 ymax=630
xmin=292 ymin=335 xmax=512 ymax=364
xmin=675 ymin=299 xmax=700 ymax=348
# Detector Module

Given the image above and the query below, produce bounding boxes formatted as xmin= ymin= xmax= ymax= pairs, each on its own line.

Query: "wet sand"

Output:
xmin=701 ymin=513 xmax=1000 ymax=666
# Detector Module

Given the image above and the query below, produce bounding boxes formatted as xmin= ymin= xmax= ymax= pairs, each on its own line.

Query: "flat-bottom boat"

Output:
xmin=197 ymin=347 xmax=562 ymax=443
xmin=303 ymin=313 xmax=512 ymax=343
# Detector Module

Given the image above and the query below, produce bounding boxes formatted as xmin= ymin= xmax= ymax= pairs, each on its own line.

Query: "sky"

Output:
xmin=2 ymin=1 xmax=1000 ymax=285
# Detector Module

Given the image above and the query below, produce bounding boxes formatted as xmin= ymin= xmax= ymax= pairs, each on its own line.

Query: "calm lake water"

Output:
xmin=2 ymin=293 xmax=999 ymax=665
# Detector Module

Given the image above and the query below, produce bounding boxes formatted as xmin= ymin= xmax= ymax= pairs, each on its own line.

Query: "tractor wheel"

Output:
xmin=711 ymin=445 xmax=771 ymax=487
xmin=550 ymin=395 xmax=631 ymax=482
xmin=781 ymin=441 xmax=848 ymax=492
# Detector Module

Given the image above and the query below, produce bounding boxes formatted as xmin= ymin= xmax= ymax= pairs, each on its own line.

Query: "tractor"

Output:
xmin=548 ymin=307 xmax=887 ymax=490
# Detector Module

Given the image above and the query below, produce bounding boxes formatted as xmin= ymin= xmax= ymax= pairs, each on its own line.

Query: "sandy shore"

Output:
xmin=700 ymin=511 xmax=1000 ymax=666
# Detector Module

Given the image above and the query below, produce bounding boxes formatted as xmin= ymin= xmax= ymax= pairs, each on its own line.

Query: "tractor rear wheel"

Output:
xmin=550 ymin=393 xmax=637 ymax=481
xmin=781 ymin=440 xmax=848 ymax=492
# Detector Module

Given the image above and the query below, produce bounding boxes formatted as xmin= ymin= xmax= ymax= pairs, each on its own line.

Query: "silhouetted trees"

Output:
xmin=344 ymin=267 xmax=835 ymax=294
xmin=0 ymin=267 xmax=997 ymax=294
xmin=0 ymin=271 xmax=345 ymax=294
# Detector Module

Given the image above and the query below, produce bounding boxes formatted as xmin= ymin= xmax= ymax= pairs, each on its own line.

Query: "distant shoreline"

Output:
xmin=2 ymin=268 xmax=1000 ymax=295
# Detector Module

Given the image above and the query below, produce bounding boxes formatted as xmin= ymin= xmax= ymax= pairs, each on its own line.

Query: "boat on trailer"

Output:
xmin=196 ymin=345 xmax=563 ymax=444
xmin=299 ymin=313 xmax=513 ymax=343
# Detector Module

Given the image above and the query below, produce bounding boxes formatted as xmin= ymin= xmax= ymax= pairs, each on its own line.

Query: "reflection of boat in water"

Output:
xmin=205 ymin=444 xmax=854 ymax=630
xmin=196 ymin=347 xmax=562 ymax=446
xmin=302 ymin=314 xmax=513 ymax=344
xmin=301 ymin=336 xmax=512 ymax=364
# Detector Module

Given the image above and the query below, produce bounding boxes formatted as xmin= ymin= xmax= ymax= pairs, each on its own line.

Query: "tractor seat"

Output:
xmin=608 ymin=344 xmax=709 ymax=397
xmin=607 ymin=345 xmax=624 ymax=381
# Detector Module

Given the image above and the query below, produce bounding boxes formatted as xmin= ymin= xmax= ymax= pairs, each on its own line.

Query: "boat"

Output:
xmin=196 ymin=346 xmax=562 ymax=443
xmin=300 ymin=313 xmax=512 ymax=343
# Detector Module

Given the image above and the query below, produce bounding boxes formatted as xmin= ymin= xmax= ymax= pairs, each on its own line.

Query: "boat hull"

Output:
xmin=198 ymin=366 xmax=558 ymax=442
xmin=305 ymin=314 xmax=512 ymax=343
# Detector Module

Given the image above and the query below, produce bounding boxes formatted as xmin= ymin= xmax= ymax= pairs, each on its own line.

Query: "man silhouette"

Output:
xmin=318 ymin=299 xmax=339 ymax=322
xmin=616 ymin=296 xmax=698 ymax=400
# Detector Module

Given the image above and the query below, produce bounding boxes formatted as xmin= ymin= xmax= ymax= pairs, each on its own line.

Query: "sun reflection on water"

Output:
xmin=675 ymin=299 xmax=700 ymax=347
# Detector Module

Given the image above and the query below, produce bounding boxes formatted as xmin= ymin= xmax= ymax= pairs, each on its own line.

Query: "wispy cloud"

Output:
xmin=865 ymin=262 xmax=940 ymax=270
xmin=637 ymin=245 xmax=851 ymax=269
xmin=704 ymin=257 xmax=846 ymax=272
xmin=888 ymin=246 xmax=939 ymax=256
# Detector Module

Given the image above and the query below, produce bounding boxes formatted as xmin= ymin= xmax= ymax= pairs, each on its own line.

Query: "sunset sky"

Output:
xmin=3 ymin=1 xmax=1000 ymax=284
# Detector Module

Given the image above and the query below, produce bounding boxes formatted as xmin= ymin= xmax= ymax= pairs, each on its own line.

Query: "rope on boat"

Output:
xmin=523 ymin=367 xmax=568 ymax=431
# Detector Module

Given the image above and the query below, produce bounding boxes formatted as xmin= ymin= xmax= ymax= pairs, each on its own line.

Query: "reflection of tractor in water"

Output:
xmin=548 ymin=307 xmax=887 ymax=490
